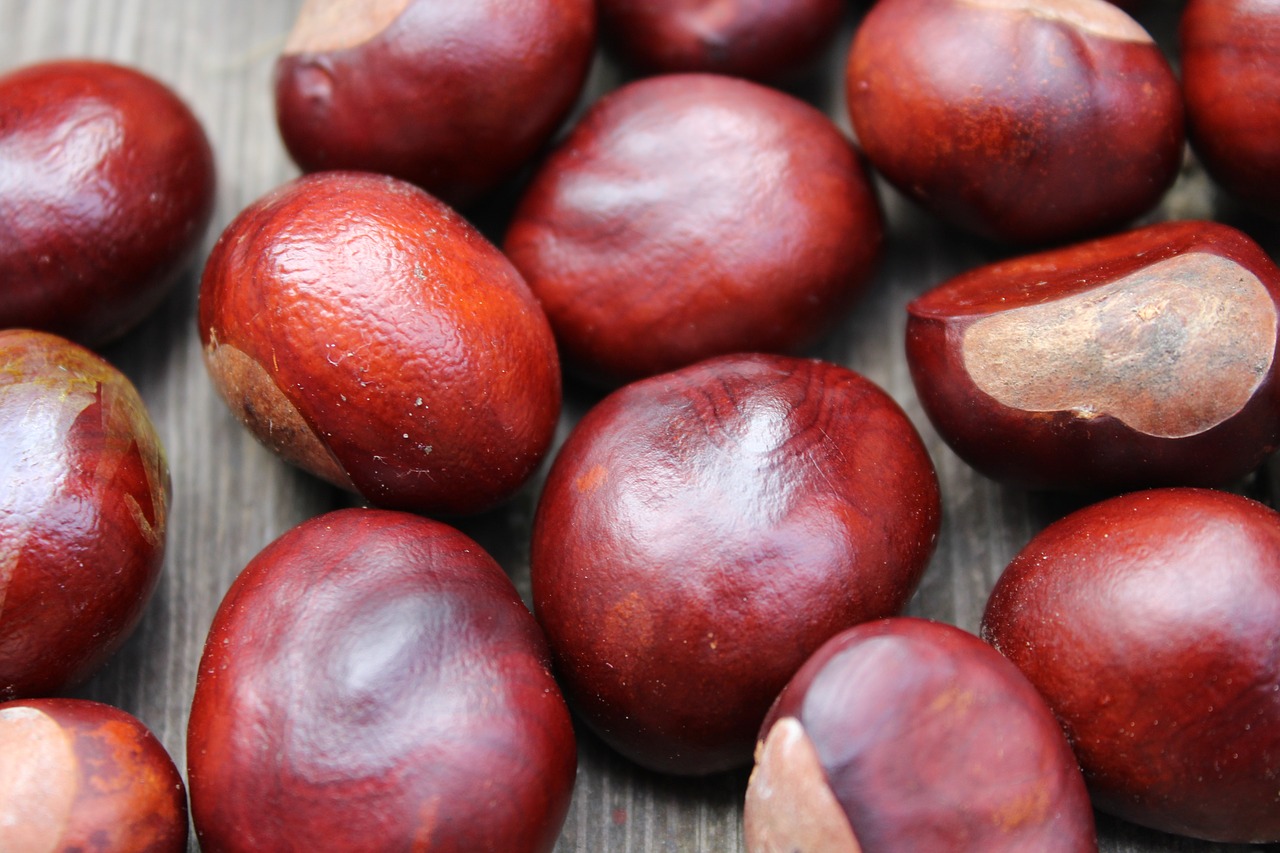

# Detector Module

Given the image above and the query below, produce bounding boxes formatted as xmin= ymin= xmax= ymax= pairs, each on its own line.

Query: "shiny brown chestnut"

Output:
xmin=1181 ymin=0 xmax=1280 ymax=211
xmin=0 ymin=330 xmax=170 ymax=699
xmin=745 ymin=618 xmax=1097 ymax=853
xmin=982 ymin=488 xmax=1280 ymax=843
xmin=596 ymin=0 xmax=845 ymax=83
xmin=187 ymin=508 xmax=577 ymax=853
xmin=198 ymin=170 xmax=561 ymax=516
xmin=0 ymin=698 xmax=187 ymax=853
xmin=846 ymin=0 xmax=1182 ymax=245
xmin=504 ymin=73 xmax=883 ymax=388
xmin=531 ymin=354 xmax=940 ymax=775
xmin=274 ymin=0 xmax=595 ymax=209
xmin=0 ymin=59 xmax=215 ymax=346
xmin=905 ymin=220 xmax=1280 ymax=491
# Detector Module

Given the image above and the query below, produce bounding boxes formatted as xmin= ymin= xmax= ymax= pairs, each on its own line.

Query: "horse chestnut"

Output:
xmin=0 ymin=329 xmax=170 ymax=699
xmin=906 ymin=220 xmax=1280 ymax=491
xmin=746 ymin=618 xmax=1097 ymax=852
xmin=187 ymin=508 xmax=577 ymax=853
xmin=198 ymin=170 xmax=561 ymax=516
xmin=0 ymin=59 xmax=215 ymax=345
xmin=983 ymin=488 xmax=1280 ymax=842
xmin=531 ymin=354 xmax=940 ymax=775
xmin=0 ymin=698 xmax=187 ymax=853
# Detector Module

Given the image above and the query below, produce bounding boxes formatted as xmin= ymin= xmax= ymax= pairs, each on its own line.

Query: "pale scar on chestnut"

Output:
xmin=283 ymin=0 xmax=410 ymax=54
xmin=744 ymin=717 xmax=863 ymax=853
xmin=962 ymin=0 xmax=1152 ymax=42
xmin=0 ymin=706 xmax=77 ymax=853
xmin=962 ymin=253 xmax=1277 ymax=438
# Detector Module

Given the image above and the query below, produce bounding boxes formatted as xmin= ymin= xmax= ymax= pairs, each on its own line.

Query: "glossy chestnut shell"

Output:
xmin=531 ymin=353 xmax=940 ymax=775
xmin=187 ymin=508 xmax=577 ymax=853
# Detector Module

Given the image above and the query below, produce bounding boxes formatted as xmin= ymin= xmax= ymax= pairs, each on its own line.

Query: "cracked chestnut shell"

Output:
xmin=198 ymin=170 xmax=561 ymax=516
xmin=0 ymin=59 xmax=215 ymax=346
xmin=846 ymin=0 xmax=1182 ymax=244
xmin=746 ymin=618 xmax=1096 ymax=853
xmin=531 ymin=353 xmax=940 ymax=775
xmin=505 ymin=73 xmax=883 ymax=388
xmin=274 ymin=0 xmax=595 ymax=209
xmin=0 ymin=329 xmax=170 ymax=699
xmin=905 ymin=220 xmax=1280 ymax=491
xmin=982 ymin=488 xmax=1280 ymax=843
xmin=0 ymin=698 xmax=187 ymax=853
xmin=187 ymin=508 xmax=577 ymax=853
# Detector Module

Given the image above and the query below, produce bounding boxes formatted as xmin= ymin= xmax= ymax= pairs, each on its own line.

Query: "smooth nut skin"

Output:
xmin=274 ymin=0 xmax=595 ymax=210
xmin=505 ymin=73 xmax=884 ymax=388
xmin=0 ymin=330 xmax=170 ymax=699
xmin=0 ymin=60 xmax=215 ymax=346
xmin=982 ymin=488 xmax=1280 ymax=843
xmin=846 ymin=0 xmax=1183 ymax=245
xmin=531 ymin=354 xmax=940 ymax=775
xmin=0 ymin=698 xmax=187 ymax=853
xmin=198 ymin=170 xmax=561 ymax=516
xmin=746 ymin=618 xmax=1096 ymax=853
xmin=906 ymin=220 xmax=1280 ymax=491
xmin=597 ymin=0 xmax=845 ymax=83
xmin=187 ymin=508 xmax=577 ymax=853
xmin=1181 ymin=0 xmax=1280 ymax=211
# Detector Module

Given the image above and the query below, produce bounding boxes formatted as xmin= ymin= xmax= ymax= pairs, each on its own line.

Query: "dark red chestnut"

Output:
xmin=274 ymin=0 xmax=595 ymax=209
xmin=846 ymin=0 xmax=1183 ymax=244
xmin=1181 ymin=0 xmax=1280 ymax=211
xmin=198 ymin=170 xmax=561 ymax=516
xmin=531 ymin=354 xmax=940 ymax=775
xmin=504 ymin=73 xmax=883 ymax=387
xmin=746 ymin=618 xmax=1097 ymax=852
xmin=982 ymin=488 xmax=1280 ymax=842
xmin=0 ymin=698 xmax=187 ymax=852
xmin=0 ymin=329 xmax=170 ymax=699
xmin=0 ymin=59 xmax=215 ymax=346
xmin=906 ymin=220 xmax=1280 ymax=491
xmin=596 ymin=0 xmax=845 ymax=83
xmin=187 ymin=508 xmax=576 ymax=853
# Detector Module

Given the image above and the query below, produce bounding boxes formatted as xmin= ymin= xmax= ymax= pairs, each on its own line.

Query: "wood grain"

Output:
xmin=1 ymin=1 xmax=1277 ymax=851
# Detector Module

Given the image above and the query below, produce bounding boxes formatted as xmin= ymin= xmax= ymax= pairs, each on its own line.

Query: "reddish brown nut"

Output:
xmin=906 ymin=220 xmax=1280 ymax=491
xmin=596 ymin=0 xmax=845 ymax=83
xmin=983 ymin=488 xmax=1280 ymax=843
xmin=1181 ymin=0 xmax=1280 ymax=212
xmin=198 ymin=170 xmax=561 ymax=516
xmin=846 ymin=0 xmax=1182 ymax=245
xmin=504 ymin=73 xmax=883 ymax=388
xmin=746 ymin=618 xmax=1097 ymax=853
xmin=273 ymin=0 xmax=595 ymax=209
xmin=0 ymin=59 xmax=215 ymax=346
xmin=531 ymin=354 xmax=940 ymax=775
xmin=187 ymin=508 xmax=576 ymax=853
xmin=0 ymin=698 xmax=187 ymax=853
xmin=0 ymin=330 xmax=170 ymax=699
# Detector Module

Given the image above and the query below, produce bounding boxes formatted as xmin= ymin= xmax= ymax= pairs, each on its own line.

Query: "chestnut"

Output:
xmin=274 ymin=0 xmax=595 ymax=209
xmin=905 ymin=220 xmax=1280 ymax=491
xmin=596 ymin=0 xmax=846 ymax=83
xmin=845 ymin=0 xmax=1183 ymax=245
xmin=0 ymin=329 xmax=170 ymax=699
xmin=504 ymin=73 xmax=883 ymax=388
xmin=531 ymin=353 xmax=940 ymax=775
xmin=198 ymin=170 xmax=561 ymax=516
xmin=1181 ymin=0 xmax=1280 ymax=212
xmin=187 ymin=508 xmax=577 ymax=853
xmin=0 ymin=698 xmax=187 ymax=852
xmin=0 ymin=59 xmax=215 ymax=346
xmin=745 ymin=618 xmax=1097 ymax=852
xmin=982 ymin=488 xmax=1280 ymax=843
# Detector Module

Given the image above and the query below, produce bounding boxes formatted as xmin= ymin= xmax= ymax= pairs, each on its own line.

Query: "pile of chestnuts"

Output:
xmin=1 ymin=0 xmax=1278 ymax=850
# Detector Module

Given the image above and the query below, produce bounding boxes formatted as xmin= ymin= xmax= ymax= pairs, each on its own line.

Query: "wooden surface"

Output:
xmin=3 ymin=1 xmax=1279 ymax=850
